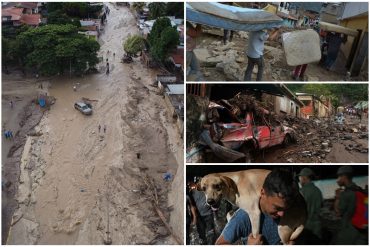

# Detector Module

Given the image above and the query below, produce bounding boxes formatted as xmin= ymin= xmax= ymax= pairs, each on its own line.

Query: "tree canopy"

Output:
xmin=165 ymin=2 xmax=184 ymax=18
xmin=46 ymin=2 xmax=102 ymax=18
xmin=287 ymin=84 xmax=368 ymax=108
xmin=16 ymin=24 xmax=100 ymax=76
xmin=123 ymin=35 xmax=145 ymax=55
xmin=147 ymin=17 xmax=179 ymax=63
xmin=148 ymin=2 xmax=166 ymax=20
xmin=148 ymin=2 xmax=184 ymax=20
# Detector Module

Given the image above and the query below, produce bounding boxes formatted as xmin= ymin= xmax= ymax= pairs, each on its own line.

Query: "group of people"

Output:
xmin=186 ymin=166 xmax=368 ymax=245
xmin=4 ymin=130 xmax=14 ymax=139
xmin=187 ymin=22 xmax=347 ymax=81
xmin=98 ymin=124 xmax=107 ymax=134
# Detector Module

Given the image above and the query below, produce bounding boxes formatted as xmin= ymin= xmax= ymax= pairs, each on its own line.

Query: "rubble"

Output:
xmin=193 ymin=26 xmax=354 ymax=81
xmin=193 ymin=91 xmax=368 ymax=163
xmin=274 ymin=114 xmax=368 ymax=163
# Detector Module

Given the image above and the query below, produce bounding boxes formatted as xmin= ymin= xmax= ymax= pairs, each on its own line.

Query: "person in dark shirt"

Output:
xmin=325 ymin=32 xmax=345 ymax=70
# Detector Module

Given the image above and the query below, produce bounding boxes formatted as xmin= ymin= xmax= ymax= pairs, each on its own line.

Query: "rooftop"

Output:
xmin=20 ymin=13 xmax=40 ymax=25
xmin=2 ymin=7 xmax=23 ymax=21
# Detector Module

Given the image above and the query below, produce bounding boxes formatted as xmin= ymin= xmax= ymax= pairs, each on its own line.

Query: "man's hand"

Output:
xmin=247 ymin=233 xmax=263 ymax=245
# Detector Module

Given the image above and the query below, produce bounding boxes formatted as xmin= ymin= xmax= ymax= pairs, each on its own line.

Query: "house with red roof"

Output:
xmin=2 ymin=5 xmax=41 ymax=26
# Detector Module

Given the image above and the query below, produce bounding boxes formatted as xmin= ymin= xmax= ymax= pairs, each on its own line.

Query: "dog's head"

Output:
xmin=200 ymin=174 xmax=238 ymax=210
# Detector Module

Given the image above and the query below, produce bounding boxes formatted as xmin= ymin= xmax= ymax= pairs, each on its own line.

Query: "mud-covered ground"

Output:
xmin=3 ymin=3 xmax=183 ymax=244
xmin=189 ymin=27 xmax=367 ymax=82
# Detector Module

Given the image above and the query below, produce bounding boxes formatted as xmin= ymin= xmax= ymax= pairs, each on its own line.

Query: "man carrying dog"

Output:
xmin=215 ymin=168 xmax=300 ymax=245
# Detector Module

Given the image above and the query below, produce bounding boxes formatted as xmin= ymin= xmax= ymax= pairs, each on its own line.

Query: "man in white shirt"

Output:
xmin=244 ymin=29 xmax=280 ymax=81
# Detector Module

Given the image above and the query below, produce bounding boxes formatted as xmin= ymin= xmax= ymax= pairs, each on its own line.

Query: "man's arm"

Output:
xmin=334 ymin=188 xmax=343 ymax=216
xmin=215 ymin=235 xmax=230 ymax=245
xmin=215 ymin=209 xmax=252 ymax=245
xmin=190 ymin=204 xmax=197 ymax=225
xmin=268 ymin=28 xmax=280 ymax=41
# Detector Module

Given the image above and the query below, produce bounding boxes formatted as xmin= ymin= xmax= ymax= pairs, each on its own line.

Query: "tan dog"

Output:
xmin=200 ymin=169 xmax=307 ymax=244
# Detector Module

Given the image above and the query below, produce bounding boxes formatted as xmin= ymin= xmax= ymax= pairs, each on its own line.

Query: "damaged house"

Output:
xmin=296 ymin=93 xmax=333 ymax=119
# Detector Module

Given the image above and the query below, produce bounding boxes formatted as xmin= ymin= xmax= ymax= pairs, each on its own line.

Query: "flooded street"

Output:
xmin=5 ymin=3 xmax=183 ymax=244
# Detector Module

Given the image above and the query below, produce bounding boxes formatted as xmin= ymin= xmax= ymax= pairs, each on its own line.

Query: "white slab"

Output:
xmin=319 ymin=21 xmax=358 ymax=36
xmin=282 ymin=29 xmax=321 ymax=66
xmin=188 ymin=2 xmax=282 ymax=23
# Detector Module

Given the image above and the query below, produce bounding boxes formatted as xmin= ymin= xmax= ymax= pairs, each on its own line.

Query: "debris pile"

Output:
xmin=276 ymin=115 xmax=368 ymax=163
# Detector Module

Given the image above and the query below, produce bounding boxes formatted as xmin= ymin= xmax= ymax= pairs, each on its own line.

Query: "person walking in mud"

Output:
xmin=106 ymin=62 xmax=110 ymax=75
xmin=244 ymin=28 xmax=280 ymax=81
xmin=9 ymin=100 xmax=13 ymax=109
xmin=98 ymin=124 xmax=101 ymax=133
xmin=103 ymin=125 xmax=107 ymax=133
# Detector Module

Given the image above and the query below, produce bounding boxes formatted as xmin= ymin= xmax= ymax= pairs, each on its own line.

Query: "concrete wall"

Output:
xmin=163 ymin=93 xmax=184 ymax=243
xmin=277 ymin=96 xmax=300 ymax=117
xmin=340 ymin=2 xmax=368 ymax=21
xmin=163 ymin=93 xmax=184 ymax=136
xmin=340 ymin=15 xmax=368 ymax=31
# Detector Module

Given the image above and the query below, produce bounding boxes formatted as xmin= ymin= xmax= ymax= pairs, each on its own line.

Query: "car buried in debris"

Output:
xmin=200 ymin=101 xmax=296 ymax=162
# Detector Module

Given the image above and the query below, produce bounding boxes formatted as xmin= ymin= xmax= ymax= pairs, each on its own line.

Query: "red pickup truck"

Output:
xmin=201 ymin=105 xmax=296 ymax=162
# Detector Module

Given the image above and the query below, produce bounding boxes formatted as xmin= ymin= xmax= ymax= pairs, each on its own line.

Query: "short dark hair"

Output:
xmin=263 ymin=168 xmax=299 ymax=206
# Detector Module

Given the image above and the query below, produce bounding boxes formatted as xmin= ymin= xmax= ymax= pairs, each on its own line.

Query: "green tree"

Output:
xmin=47 ymin=2 xmax=100 ymax=19
xmin=16 ymin=24 xmax=100 ymax=76
xmin=132 ymin=2 xmax=145 ymax=13
xmin=2 ymin=37 xmax=17 ymax=73
xmin=287 ymin=83 xmax=368 ymax=109
xmin=150 ymin=26 xmax=179 ymax=62
xmin=147 ymin=17 xmax=172 ymax=47
xmin=123 ymin=35 xmax=145 ymax=56
xmin=148 ymin=17 xmax=179 ymax=62
xmin=148 ymin=2 xmax=166 ymax=20
xmin=47 ymin=10 xmax=81 ymax=27
xmin=62 ymin=2 xmax=88 ymax=17
xmin=166 ymin=2 xmax=184 ymax=18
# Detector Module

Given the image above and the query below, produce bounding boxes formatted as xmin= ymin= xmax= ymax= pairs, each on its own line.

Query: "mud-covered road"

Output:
xmin=5 ymin=3 xmax=183 ymax=244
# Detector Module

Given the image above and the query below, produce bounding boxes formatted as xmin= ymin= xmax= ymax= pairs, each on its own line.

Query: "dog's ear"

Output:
xmin=220 ymin=176 xmax=239 ymax=195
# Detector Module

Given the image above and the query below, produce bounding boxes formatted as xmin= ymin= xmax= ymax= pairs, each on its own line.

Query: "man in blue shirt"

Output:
xmin=215 ymin=168 xmax=300 ymax=245
xmin=244 ymin=29 xmax=280 ymax=81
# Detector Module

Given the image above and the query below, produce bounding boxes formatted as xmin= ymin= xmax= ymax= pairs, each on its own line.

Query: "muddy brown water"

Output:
xmin=4 ymin=3 xmax=182 ymax=244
